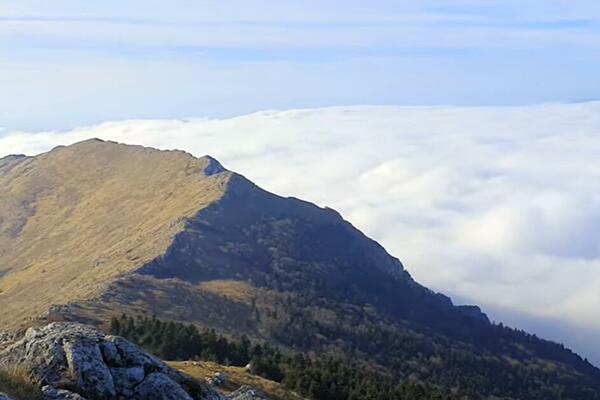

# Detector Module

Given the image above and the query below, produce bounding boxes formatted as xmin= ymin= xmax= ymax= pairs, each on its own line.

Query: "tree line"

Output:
xmin=110 ymin=314 xmax=459 ymax=400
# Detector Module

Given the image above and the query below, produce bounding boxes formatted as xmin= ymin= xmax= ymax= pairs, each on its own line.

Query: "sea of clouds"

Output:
xmin=2 ymin=102 xmax=600 ymax=363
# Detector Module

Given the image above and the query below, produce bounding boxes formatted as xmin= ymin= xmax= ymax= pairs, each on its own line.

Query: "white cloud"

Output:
xmin=2 ymin=103 xmax=600 ymax=363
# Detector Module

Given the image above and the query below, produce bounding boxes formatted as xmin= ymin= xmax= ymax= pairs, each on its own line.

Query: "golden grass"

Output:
xmin=170 ymin=361 xmax=305 ymax=400
xmin=199 ymin=280 xmax=257 ymax=305
xmin=0 ymin=366 xmax=42 ymax=400
xmin=0 ymin=139 xmax=231 ymax=328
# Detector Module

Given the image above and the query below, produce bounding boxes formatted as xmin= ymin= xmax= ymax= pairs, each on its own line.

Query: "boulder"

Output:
xmin=135 ymin=373 xmax=194 ymax=400
xmin=63 ymin=339 xmax=116 ymax=398
xmin=0 ymin=322 xmax=225 ymax=400
xmin=110 ymin=366 xmax=145 ymax=396
xmin=228 ymin=386 xmax=270 ymax=400
xmin=42 ymin=386 xmax=88 ymax=400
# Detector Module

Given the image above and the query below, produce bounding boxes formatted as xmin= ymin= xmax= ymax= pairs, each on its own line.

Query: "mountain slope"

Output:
xmin=0 ymin=140 xmax=599 ymax=399
xmin=0 ymin=139 xmax=230 ymax=327
xmin=170 ymin=361 xmax=305 ymax=400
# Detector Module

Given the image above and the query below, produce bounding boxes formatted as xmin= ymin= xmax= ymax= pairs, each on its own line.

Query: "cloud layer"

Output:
xmin=2 ymin=102 xmax=600 ymax=363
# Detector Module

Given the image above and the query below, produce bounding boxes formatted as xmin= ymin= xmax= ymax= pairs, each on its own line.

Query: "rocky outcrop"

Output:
xmin=43 ymin=386 xmax=87 ymax=400
xmin=0 ymin=322 xmax=224 ymax=400
xmin=228 ymin=386 xmax=270 ymax=400
xmin=457 ymin=305 xmax=490 ymax=324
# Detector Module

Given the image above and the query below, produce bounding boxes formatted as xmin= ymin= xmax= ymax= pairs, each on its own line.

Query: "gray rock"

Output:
xmin=42 ymin=386 xmax=88 ymax=400
xmin=63 ymin=340 xmax=116 ymax=398
xmin=0 ymin=393 xmax=13 ymax=400
xmin=134 ymin=373 xmax=194 ymax=400
xmin=99 ymin=341 xmax=122 ymax=367
xmin=207 ymin=372 xmax=226 ymax=387
xmin=0 ymin=322 xmax=224 ymax=400
xmin=0 ymin=331 xmax=18 ymax=350
xmin=228 ymin=386 xmax=270 ymax=400
xmin=202 ymin=156 xmax=226 ymax=176
xmin=111 ymin=366 xmax=145 ymax=396
xmin=104 ymin=336 xmax=165 ymax=372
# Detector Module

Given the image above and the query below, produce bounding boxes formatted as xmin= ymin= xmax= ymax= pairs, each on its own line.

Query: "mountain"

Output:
xmin=0 ymin=139 xmax=229 ymax=327
xmin=1 ymin=139 xmax=599 ymax=399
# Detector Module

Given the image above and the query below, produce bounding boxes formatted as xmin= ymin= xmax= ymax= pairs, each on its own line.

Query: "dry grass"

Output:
xmin=170 ymin=361 xmax=305 ymax=400
xmin=0 ymin=366 xmax=42 ymax=400
xmin=82 ymin=273 xmax=259 ymax=335
xmin=0 ymin=139 xmax=231 ymax=328
xmin=199 ymin=280 xmax=257 ymax=305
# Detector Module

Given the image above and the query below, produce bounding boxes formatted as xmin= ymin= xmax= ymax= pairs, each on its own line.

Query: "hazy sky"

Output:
xmin=2 ymin=1 xmax=600 ymax=130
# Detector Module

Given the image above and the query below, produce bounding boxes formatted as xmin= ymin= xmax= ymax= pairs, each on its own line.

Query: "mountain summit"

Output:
xmin=0 ymin=139 xmax=231 ymax=328
xmin=1 ymin=140 xmax=599 ymax=399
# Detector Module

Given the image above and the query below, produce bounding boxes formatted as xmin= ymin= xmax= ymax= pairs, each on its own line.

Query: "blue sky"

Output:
xmin=1 ymin=0 xmax=600 ymax=129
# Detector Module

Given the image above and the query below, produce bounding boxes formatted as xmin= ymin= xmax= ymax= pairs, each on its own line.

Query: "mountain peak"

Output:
xmin=0 ymin=140 xmax=232 ymax=328
xmin=0 ymin=153 xmax=29 ymax=167
xmin=202 ymin=155 xmax=227 ymax=176
xmin=0 ymin=153 xmax=27 ymax=162
xmin=57 ymin=139 xmax=228 ymax=176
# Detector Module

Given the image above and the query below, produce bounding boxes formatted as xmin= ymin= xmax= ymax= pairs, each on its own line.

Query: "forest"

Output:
xmin=111 ymin=314 xmax=600 ymax=400
xmin=110 ymin=314 xmax=461 ymax=400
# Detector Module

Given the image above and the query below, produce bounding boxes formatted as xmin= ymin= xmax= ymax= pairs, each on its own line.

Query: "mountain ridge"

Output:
xmin=0 ymin=139 xmax=231 ymax=328
xmin=1 ymin=139 xmax=599 ymax=399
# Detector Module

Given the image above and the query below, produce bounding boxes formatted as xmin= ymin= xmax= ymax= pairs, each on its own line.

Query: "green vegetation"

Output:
xmin=111 ymin=314 xmax=459 ymax=400
xmin=138 ymin=194 xmax=600 ymax=400
xmin=110 ymin=314 xmax=268 ymax=366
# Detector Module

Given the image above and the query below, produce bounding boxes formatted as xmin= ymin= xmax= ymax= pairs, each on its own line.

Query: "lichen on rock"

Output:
xmin=0 ymin=322 xmax=225 ymax=400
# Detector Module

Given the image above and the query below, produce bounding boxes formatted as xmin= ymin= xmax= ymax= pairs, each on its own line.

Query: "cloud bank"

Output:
xmin=2 ymin=102 xmax=600 ymax=363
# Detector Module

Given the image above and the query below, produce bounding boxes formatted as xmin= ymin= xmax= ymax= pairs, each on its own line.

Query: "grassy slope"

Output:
xmin=0 ymin=367 xmax=42 ymax=400
xmin=0 ymin=139 xmax=230 ymax=328
xmin=171 ymin=361 xmax=305 ymax=400
xmin=0 ymin=358 xmax=300 ymax=400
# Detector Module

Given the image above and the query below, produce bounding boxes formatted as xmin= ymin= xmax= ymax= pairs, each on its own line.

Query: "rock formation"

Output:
xmin=0 ymin=322 xmax=224 ymax=400
xmin=228 ymin=387 xmax=270 ymax=400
